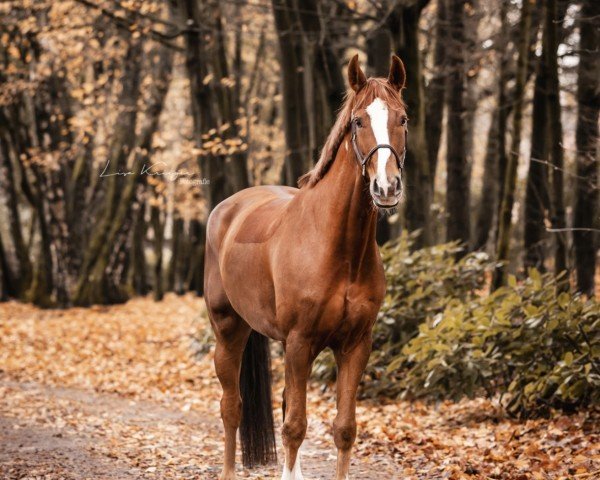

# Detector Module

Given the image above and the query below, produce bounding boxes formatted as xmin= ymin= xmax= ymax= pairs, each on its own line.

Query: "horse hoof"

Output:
xmin=219 ymin=471 xmax=237 ymax=480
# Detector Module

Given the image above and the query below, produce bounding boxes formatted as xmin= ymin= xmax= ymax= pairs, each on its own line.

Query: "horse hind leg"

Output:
xmin=211 ymin=306 xmax=251 ymax=480
xmin=205 ymin=247 xmax=251 ymax=479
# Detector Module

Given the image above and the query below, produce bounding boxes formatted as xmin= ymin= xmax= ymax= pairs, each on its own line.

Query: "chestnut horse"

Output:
xmin=205 ymin=55 xmax=407 ymax=480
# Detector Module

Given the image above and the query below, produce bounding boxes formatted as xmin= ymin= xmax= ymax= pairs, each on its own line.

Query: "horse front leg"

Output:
xmin=333 ymin=336 xmax=371 ymax=480
xmin=281 ymin=336 xmax=312 ymax=480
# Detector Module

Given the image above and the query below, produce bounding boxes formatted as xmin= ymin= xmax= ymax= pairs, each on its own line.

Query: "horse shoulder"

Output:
xmin=208 ymin=186 xmax=297 ymax=250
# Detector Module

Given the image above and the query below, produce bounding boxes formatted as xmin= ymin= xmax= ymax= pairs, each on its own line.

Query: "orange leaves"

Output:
xmin=197 ymin=123 xmax=248 ymax=158
xmin=0 ymin=297 xmax=598 ymax=479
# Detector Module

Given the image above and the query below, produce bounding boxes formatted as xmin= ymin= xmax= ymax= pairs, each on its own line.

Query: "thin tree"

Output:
xmin=445 ymin=0 xmax=470 ymax=247
xmin=473 ymin=2 xmax=509 ymax=252
xmin=271 ymin=0 xmax=312 ymax=185
xmin=425 ymin=0 xmax=447 ymax=187
xmin=495 ymin=1 xmax=510 ymax=240
xmin=493 ymin=0 xmax=533 ymax=289
xmin=524 ymin=9 xmax=550 ymax=271
xmin=473 ymin=110 xmax=500 ymax=251
xmin=545 ymin=0 xmax=568 ymax=284
xmin=573 ymin=0 xmax=599 ymax=296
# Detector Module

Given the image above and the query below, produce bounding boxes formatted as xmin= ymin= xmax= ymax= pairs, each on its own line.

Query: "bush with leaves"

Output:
xmin=375 ymin=232 xmax=493 ymax=346
xmin=312 ymin=233 xmax=494 ymax=384
xmin=399 ymin=271 xmax=600 ymax=416
xmin=312 ymin=235 xmax=600 ymax=417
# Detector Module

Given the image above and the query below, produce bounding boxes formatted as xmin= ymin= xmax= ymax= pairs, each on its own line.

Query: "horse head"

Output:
xmin=348 ymin=54 xmax=408 ymax=209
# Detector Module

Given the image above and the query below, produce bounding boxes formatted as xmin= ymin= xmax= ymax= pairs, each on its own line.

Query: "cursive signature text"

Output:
xmin=100 ymin=160 xmax=201 ymax=182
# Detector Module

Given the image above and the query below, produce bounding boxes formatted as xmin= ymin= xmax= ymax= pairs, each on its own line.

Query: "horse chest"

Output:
xmin=298 ymin=282 xmax=379 ymax=350
xmin=343 ymin=281 xmax=383 ymax=323
xmin=310 ymin=279 xmax=383 ymax=334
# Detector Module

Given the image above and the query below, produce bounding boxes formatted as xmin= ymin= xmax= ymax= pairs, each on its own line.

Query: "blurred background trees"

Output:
xmin=0 ymin=0 xmax=598 ymax=307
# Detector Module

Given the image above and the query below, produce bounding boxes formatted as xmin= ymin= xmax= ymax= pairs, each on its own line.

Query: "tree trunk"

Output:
xmin=545 ymin=0 xmax=568 ymax=284
xmin=167 ymin=215 xmax=184 ymax=294
xmin=74 ymin=38 xmax=143 ymax=302
xmin=178 ymin=0 xmax=233 ymax=208
xmin=445 ymin=0 xmax=470 ymax=248
xmin=425 ymin=0 xmax=447 ymax=189
xmin=0 ymin=232 xmax=12 ymax=300
xmin=131 ymin=201 xmax=148 ymax=295
xmin=493 ymin=0 xmax=533 ymax=289
xmin=272 ymin=0 xmax=311 ymax=185
xmin=296 ymin=0 xmax=345 ymax=159
xmin=463 ymin=0 xmax=480 ymax=175
xmin=26 ymin=180 xmax=54 ymax=307
xmin=0 ymin=127 xmax=32 ymax=295
xmin=367 ymin=27 xmax=392 ymax=79
xmin=210 ymin=2 xmax=250 ymax=195
xmin=186 ymin=219 xmax=205 ymax=296
xmin=473 ymin=110 xmax=500 ymax=251
xmin=524 ymin=37 xmax=550 ymax=271
xmin=495 ymin=1 xmax=510 ymax=240
xmin=151 ymin=204 xmax=164 ymax=301
xmin=573 ymin=0 xmax=599 ymax=296
xmin=388 ymin=2 xmax=432 ymax=247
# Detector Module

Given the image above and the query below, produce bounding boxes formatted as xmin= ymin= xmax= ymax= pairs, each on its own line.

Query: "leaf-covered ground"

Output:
xmin=0 ymin=295 xmax=598 ymax=479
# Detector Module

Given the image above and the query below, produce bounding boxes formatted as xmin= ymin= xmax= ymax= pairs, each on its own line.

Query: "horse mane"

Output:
xmin=297 ymin=78 xmax=406 ymax=188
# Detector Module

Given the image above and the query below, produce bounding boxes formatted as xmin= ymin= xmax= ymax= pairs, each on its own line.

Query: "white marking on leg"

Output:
xmin=294 ymin=453 xmax=304 ymax=480
xmin=281 ymin=451 xmax=304 ymax=480
xmin=365 ymin=97 xmax=391 ymax=195
xmin=281 ymin=466 xmax=293 ymax=480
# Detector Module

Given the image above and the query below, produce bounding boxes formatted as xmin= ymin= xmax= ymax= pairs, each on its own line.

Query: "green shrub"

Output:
xmin=400 ymin=270 xmax=600 ymax=416
xmin=375 ymin=232 xmax=493 ymax=348
xmin=313 ymin=234 xmax=600 ymax=417
xmin=313 ymin=233 xmax=494 ymax=384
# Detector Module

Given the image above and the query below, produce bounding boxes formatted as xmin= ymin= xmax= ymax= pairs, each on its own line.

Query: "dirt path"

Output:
xmin=0 ymin=296 xmax=400 ymax=479
xmin=1 ymin=295 xmax=598 ymax=479
xmin=0 ymin=378 xmax=399 ymax=479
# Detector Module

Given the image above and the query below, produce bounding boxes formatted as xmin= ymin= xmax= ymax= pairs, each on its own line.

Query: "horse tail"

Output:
xmin=239 ymin=330 xmax=277 ymax=467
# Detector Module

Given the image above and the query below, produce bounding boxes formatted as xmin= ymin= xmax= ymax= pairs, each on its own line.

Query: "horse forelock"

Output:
xmin=298 ymin=78 xmax=405 ymax=189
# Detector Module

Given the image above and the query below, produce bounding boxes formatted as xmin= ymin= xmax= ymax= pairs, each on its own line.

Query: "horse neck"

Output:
xmin=297 ymin=136 xmax=379 ymax=276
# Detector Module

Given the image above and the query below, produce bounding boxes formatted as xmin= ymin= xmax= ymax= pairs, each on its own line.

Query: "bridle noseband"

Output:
xmin=350 ymin=118 xmax=407 ymax=177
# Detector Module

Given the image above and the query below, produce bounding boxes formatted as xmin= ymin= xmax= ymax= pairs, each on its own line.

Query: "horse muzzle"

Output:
xmin=370 ymin=176 xmax=402 ymax=209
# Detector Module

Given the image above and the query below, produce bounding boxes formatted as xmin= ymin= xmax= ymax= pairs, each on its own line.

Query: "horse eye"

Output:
xmin=354 ymin=118 xmax=363 ymax=128
xmin=400 ymin=117 xmax=408 ymax=127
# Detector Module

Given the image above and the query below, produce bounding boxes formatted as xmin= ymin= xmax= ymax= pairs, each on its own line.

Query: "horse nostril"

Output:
xmin=373 ymin=179 xmax=381 ymax=195
xmin=392 ymin=176 xmax=402 ymax=194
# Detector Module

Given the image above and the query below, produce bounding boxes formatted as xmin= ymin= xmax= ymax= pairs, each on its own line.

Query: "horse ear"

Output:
xmin=348 ymin=54 xmax=367 ymax=92
xmin=388 ymin=55 xmax=406 ymax=91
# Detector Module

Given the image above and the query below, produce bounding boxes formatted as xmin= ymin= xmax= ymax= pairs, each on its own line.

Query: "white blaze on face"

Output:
xmin=366 ymin=97 xmax=391 ymax=196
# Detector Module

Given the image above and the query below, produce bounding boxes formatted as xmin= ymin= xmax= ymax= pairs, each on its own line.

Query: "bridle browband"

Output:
xmin=350 ymin=117 xmax=407 ymax=177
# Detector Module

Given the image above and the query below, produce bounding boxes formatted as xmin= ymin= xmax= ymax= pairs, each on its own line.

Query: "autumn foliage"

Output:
xmin=1 ymin=296 xmax=599 ymax=478
xmin=1 ymin=1 xmax=599 ymax=476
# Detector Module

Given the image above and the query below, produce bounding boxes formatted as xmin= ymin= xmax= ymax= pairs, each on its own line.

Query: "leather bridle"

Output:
xmin=350 ymin=117 xmax=407 ymax=177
